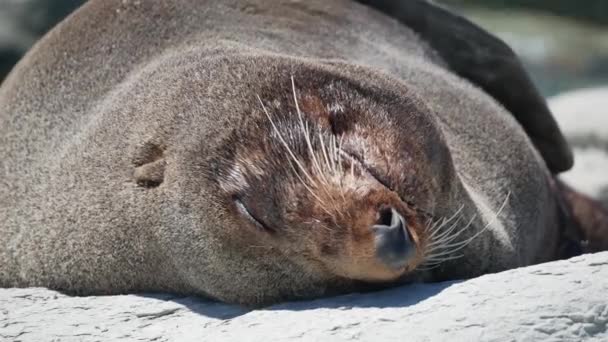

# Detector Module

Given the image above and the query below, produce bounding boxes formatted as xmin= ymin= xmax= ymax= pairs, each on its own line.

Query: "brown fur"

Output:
xmin=0 ymin=0 xmax=603 ymax=306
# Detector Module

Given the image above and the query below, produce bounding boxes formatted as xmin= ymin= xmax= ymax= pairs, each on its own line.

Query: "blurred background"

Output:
xmin=0 ymin=0 xmax=82 ymax=81
xmin=442 ymin=0 xmax=608 ymax=96
xmin=0 ymin=0 xmax=608 ymax=97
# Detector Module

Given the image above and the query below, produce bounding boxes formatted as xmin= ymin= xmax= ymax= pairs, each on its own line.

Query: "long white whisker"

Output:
xmin=286 ymin=159 xmax=330 ymax=211
xmin=420 ymin=254 xmax=464 ymax=270
xmin=421 ymin=191 xmax=511 ymax=267
xmin=257 ymin=95 xmax=317 ymax=187
xmin=337 ymin=134 xmax=345 ymax=175
xmin=427 ymin=216 xmax=463 ymax=247
xmin=291 ymin=77 xmax=327 ymax=186
xmin=425 ymin=214 xmax=476 ymax=254
xmin=416 ymin=264 xmax=444 ymax=271
xmin=318 ymin=131 xmax=331 ymax=172
xmin=425 ymin=214 xmax=478 ymax=259
xmin=424 ymin=254 xmax=465 ymax=264
xmin=427 ymin=205 xmax=465 ymax=240
xmin=434 ymin=191 xmax=511 ymax=257
xmin=328 ymin=135 xmax=336 ymax=173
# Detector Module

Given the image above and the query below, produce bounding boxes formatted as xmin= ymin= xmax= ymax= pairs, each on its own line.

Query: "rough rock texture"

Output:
xmin=1 ymin=252 xmax=607 ymax=342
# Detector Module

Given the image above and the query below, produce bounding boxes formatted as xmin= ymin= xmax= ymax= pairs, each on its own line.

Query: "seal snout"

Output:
xmin=372 ymin=207 xmax=416 ymax=270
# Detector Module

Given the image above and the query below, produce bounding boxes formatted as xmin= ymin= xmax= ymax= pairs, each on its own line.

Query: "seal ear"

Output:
xmin=354 ymin=0 xmax=574 ymax=173
xmin=133 ymin=142 xmax=166 ymax=188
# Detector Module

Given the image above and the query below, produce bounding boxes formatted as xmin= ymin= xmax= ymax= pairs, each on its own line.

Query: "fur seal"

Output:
xmin=0 ymin=0 xmax=605 ymax=306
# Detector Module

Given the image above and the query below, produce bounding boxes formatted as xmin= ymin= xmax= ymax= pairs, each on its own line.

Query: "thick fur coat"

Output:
xmin=0 ymin=0 xmax=583 ymax=305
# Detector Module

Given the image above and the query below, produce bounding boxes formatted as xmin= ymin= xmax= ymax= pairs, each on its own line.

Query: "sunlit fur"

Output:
xmin=0 ymin=0 xmax=581 ymax=306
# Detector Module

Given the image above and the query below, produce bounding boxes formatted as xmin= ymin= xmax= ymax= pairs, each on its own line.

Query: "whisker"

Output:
xmin=421 ymin=254 xmax=465 ymax=267
xmin=290 ymin=78 xmax=346 ymax=215
xmin=333 ymin=134 xmax=347 ymax=199
xmin=337 ymin=134 xmax=345 ymax=175
xmin=424 ymin=214 xmax=477 ymax=260
xmin=427 ymin=215 xmax=463 ymax=247
xmin=425 ymin=214 xmax=476 ymax=254
xmin=426 ymin=212 xmax=475 ymax=249
xmin=286 ymin=159 xmax=331 ymax=213
xmin=257 ymin=95 xmax=317 ymax=187
xmin=416 ymin=264 xmax=443 ymax=271
xmin=318 ymin=131 xmax=332 ymax=173
xmin=437 ymin=192 xmax=511 ymax=258
xmin=427 ymin=205 xmax=465 ymax=240
xmin=291 ymin=77 xmax=328 ymax=187
xmin=421 ymin=191 xmax=511 ymax=268
xmin=328 ymin=135 xmax=335 ymax=173
xmin=257 ymin=94 xmax=339 ymax=219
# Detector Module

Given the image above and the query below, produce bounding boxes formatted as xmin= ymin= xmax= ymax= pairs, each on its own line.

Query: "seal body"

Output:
xmin=0 ymin=0 xmax=588 ymax=305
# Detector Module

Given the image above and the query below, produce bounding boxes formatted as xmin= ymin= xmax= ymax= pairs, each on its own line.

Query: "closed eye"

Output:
xmin=342 ymin=150 xmax=434 ymax=218
xmin=234 ymin=197 xmax=275 ymax=233
xmin=341 ymin=150 xmax=394 ymax=192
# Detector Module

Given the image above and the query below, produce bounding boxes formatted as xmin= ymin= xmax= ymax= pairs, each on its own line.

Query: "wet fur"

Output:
xmin=0 ymin=0 xmax=599 ymax=306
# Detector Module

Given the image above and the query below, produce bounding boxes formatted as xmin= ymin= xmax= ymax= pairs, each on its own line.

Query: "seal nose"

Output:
xmin=372 ymin=207 xmax=416 ymax=270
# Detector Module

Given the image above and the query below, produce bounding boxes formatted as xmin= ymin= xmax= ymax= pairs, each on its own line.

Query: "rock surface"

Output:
xmin=1 ymin=252 xmax=607 ymax=342
xmin=550 ymin=87 xmax=608 ymax=203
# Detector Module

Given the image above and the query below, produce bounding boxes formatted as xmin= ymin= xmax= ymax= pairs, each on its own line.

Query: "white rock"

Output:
xmin=1 ymin=252 xmax=607 ymax=342
xmin=560 ymin=148 xmax=608 ymax=199
xmin=550 ymin=87 xmax=608 ymax=200
xmin=550 ymin=87 xmax=608 ymax=140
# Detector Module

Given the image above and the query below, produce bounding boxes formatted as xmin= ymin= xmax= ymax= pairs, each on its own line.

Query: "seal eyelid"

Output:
xmin=344 ymin=151 xmax=434 ymax=219
xmin=234 ymin=197 xmax=275 ymax=233
xmin=343 ymin=150 xmax=394 ymax=192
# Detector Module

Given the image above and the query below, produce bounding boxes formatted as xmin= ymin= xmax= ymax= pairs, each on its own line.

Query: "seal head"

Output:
xmin=164 ymin=59 xmax=460 ymax=304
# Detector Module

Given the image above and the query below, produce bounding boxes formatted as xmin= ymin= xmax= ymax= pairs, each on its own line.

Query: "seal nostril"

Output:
xmin=377 ymin=207 xmax=393 ymax=226
xmin=372 ymin=209 xmax=416 ymax=270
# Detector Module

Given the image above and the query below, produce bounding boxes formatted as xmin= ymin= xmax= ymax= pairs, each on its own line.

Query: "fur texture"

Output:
xmin=0 ymin=0 xmax=586 ymax=306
